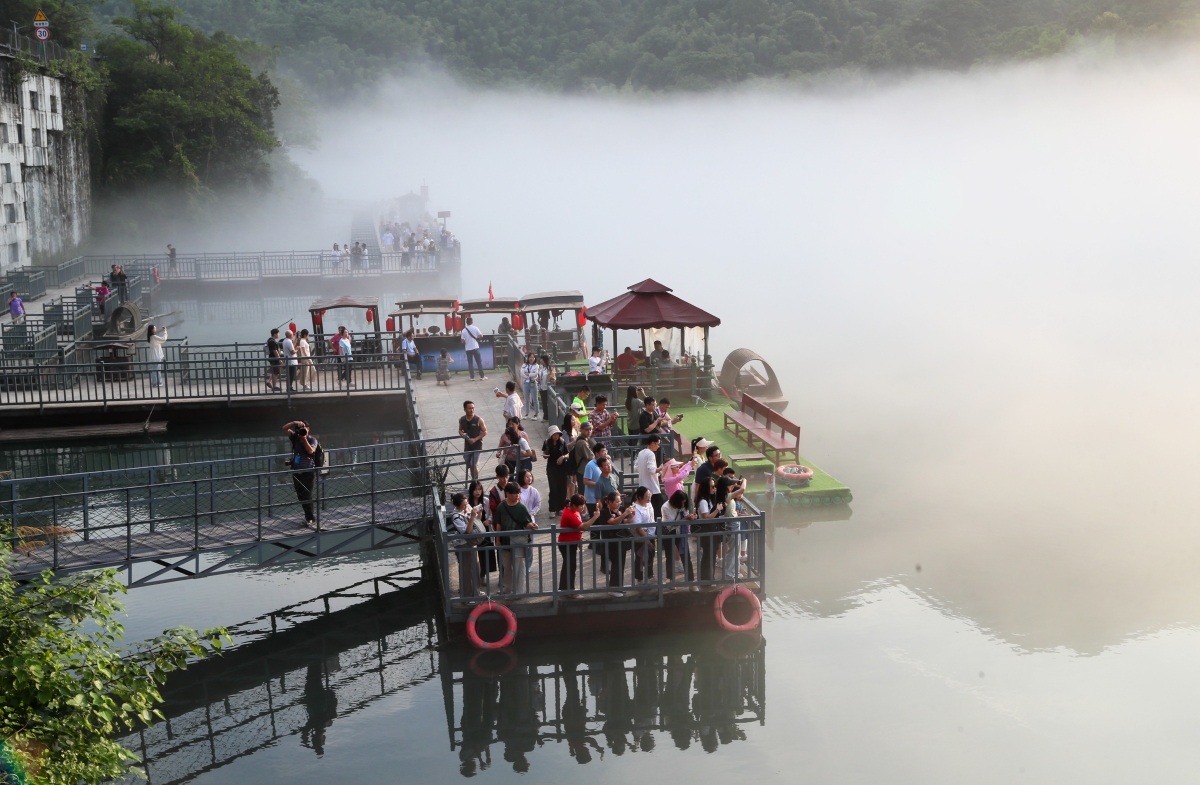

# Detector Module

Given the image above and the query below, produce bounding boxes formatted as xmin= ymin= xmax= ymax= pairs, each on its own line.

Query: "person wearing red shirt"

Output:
xmin=558 ymin=494 xmax=602 ymax=597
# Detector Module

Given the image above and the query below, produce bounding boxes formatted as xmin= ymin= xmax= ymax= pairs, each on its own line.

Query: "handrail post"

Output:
xmin=193 ymin=480 xmax=200 ymax=550
xmin=370 ymin=451 xmax=377 ymax=524
xmin=125 ymin=487 xmax=132 ymax=561
xmin=51 ymin=495 xmax=59 ymax=570
xmin=657 ymin=527 xmax=664 ymax=606
xmin=225 ymin=357 xmax=231 ymax=406
xmin=551 ymin=527 xmax=559 ymax=610
xmin=148 ymin=468 xmax=155 ymax=533
xmin=81 ymin=475 xmax=89 ymax=541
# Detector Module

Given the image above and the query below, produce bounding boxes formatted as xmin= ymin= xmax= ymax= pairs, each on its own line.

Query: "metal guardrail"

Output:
xmin=5 ymin=269 xmax=46 ymax=300
xmin=0 ymin=319 xmax=55 ymax=356
xmin=435 ymin=508 xmax=765 ymax=618
xmin=43 ymin=295 xmax=92 ymax=339
xmin=0 ymin=27 xmax=68 ymax=63
xmin=24 ymin=256 xmax=85 ymax=288
xmin=79 ymin=248 xmax=456 ymax=283
xmin=2 ymin=438 xmax=461 ymax=579
xmin=0 ymin=352 xmax=415 ymax=409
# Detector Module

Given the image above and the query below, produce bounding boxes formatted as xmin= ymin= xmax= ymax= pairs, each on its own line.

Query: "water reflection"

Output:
xmin=451 ymin=639 xmax=764 ymax=774
xmin=118 ymin=578 xmax=765 ymax=783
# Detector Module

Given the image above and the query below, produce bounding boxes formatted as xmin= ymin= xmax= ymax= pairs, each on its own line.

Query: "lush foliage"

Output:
xmin=96 ymin=1 xmax=280 ymax=198
xmin=155 ymin=0 xmax=1200 ymax=95
xmin=0 ymin=552 xmax=227 ymax=784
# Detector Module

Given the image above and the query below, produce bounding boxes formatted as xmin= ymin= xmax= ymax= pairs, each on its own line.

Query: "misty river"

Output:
xmin=100 ymin=47 xmax=1200 ymax=783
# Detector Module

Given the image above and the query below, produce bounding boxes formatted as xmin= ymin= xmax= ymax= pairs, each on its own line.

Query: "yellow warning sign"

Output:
xmin=33 ymin=10 xmax=47 ymax=21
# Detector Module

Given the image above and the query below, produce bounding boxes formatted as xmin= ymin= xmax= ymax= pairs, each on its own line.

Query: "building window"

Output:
xmin=29 ymin=91 xmax=37 ymax=111
xmin=0 ymin=124 xmax=8 ymax=144
xmin=8 ymin=242 xmax=18 ymax=265
xmin=50 ymin=95 xmax=57 ymax=113
xmin=5 ymin=204 xmax=16 ymax=224
xmin=2 ymin=164 xmax=11 ymax=183
xmin=16 ymin=125 xmax=23 ymax=144
xmin=23 ymin=201 xmax=28 ymax=221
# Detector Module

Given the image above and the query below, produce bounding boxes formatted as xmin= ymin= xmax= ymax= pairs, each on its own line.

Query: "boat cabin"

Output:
xmin=308 ymin=296 xmax=383 ymax=357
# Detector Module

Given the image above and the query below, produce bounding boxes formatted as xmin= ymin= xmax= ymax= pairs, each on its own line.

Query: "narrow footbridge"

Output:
xmin=2 ymin=436 xmax=466 ymax=586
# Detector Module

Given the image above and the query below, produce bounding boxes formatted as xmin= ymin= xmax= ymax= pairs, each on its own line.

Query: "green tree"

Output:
xmin=0 ymin=552 xmax=227 ymax=784
xmin=96 ymin=0 xmax=280 ymax=197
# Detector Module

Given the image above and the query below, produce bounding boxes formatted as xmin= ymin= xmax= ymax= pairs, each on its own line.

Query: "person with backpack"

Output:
xmin=283 ymin=420 xmax=320 ymax=527
xmin=265 ymin=328 xmax=283 ymax=392
xmin=567 ymin=420 xmax=595 ymax=499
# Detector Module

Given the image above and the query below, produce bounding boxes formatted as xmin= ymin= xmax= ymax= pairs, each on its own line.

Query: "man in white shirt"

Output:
xmin=382 ymin=230 xmax=394 ymax=251
xmin=588 ymin=347 xmax=604 ymax=375
xmin=635 ymin=434 xmax=667 ymax=519
xmin=460 ymin=316 xmax=486 ymax=381
xmin=496 ymin=381 xmax=522 ymax=421
xmin=282 ymin=330 xmax=298 ymax=392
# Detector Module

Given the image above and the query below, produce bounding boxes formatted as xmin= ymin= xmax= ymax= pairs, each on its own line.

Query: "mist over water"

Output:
xmin=111 ymin=47 xmax=1200 ymax=784
xmin=297 ymin=48 xmax=1200 ymax=651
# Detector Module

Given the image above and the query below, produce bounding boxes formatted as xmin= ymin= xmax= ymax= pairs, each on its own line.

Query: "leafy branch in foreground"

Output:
xmin=0 ymin=553 xmax=228 ymax=784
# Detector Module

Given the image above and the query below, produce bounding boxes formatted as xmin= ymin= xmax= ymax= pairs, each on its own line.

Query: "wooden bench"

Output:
xmin=723 ymin=393 xmax=799 ymax=465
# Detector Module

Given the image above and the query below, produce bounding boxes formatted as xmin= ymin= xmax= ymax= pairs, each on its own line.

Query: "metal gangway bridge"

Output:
xmin=2 ymin=433 xmax=468 ymax=587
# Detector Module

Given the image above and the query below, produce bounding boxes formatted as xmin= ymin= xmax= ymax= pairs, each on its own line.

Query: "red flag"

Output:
xmin=488 ymin=282 xmax=494 ymax=301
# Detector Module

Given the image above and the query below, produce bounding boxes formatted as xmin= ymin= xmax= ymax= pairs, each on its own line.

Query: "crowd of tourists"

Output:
xmin=449 ymin=383 xmax=751 ymax=603
xmin=264 ymin=325 xmax=357 ymax=392
xmin=326 ymin=242 xmax=374 ymax=274
xmin=378 ymin=220 xmax=454 ymax=254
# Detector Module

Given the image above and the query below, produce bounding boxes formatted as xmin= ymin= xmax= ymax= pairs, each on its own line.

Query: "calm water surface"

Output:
xmin=102 ymin=56 xmax=1200 ymax=782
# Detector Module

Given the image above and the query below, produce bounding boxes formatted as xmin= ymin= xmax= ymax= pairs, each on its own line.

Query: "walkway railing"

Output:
xmin=79 ymin=247 xmax=455 ymax=283
xmin=25 ymin=257 xmax=85 ymax=289
xmin=0 ymin=351 xmax=415 ymax=409
xmin=436 ymin=510 xmax=765 ymax=619
xmin=3 ymin=435 xmax=463 ymax=580
xmin=4 ymin=269 xmax=46 ymax=300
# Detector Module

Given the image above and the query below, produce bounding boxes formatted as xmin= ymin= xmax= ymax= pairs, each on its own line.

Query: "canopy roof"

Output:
xmin=586 ymin=279 xmax=721 ymax=330
xmin=389 ymin=298 xmax=459 ymax=318
xmin=459 ymin=296 xmax=521 ymax=314
xmin=520 ymin=290 xmax=584 ymax=311
xmin=309 ymin=295 xmax=379 ymax=313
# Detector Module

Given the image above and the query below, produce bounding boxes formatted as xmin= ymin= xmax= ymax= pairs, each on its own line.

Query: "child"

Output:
xmin=436 ymin=348 xmax=453 ymax=385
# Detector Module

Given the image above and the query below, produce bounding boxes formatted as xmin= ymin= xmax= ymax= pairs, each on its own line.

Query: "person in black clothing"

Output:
xmin=284 ymin=420 xmax=318 ymax=526
xmin=266 ymin=328 xmax=283 ymax=392
xmin=597 ymin=491 xmax=635 ymax=596
xmin=166 ymin=244 xmax=177 ymax=274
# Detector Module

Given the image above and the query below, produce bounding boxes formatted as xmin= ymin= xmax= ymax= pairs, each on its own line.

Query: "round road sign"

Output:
xmin=35 ymin=27 xmax=49 ymax=40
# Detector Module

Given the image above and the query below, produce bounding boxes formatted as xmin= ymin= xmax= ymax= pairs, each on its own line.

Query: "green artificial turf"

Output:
xmin=669 ymin=401 xmax=851 ymax=499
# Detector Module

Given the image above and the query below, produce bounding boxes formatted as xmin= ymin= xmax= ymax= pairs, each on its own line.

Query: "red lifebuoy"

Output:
xmin=469 ymin=647 xmax=517 ymax=677
xmin=714 ymin=585 xmax=762 ymax=632
xmin=777 ymin=464 xmax=813 ymax=481
xmin=153 ymin=267 xmax=160 ymax=284
xmin=466 ymin=601 xmax=517 ymax=649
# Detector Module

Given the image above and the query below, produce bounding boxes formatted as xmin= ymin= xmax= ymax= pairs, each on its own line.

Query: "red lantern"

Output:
xmin=366 ymin=309 xmax=373 ymax=323
xmin=289 ymin=322 xmax=297 ymax=334
xmin=445 ymin=315 xmax=453 ymax=332
xmin=453 ymin=315 xmax=464 ymax=331
xmin=386 ymin=317 xmax=395 ymax=332
xmin=512 ymin=312 xmax=524 ymax=331
xmin=313 ymin=312 xmax=322 ymax=327
xmin=577 ymin=307 xmax=587 ymax=327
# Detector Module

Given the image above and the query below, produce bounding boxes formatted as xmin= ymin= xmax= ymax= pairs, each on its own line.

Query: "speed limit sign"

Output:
xmin=35 ymin=27 xmax=49 ymax=40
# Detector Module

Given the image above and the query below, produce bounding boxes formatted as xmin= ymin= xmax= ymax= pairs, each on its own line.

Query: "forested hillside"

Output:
xmin=153 ymin=0 xmax=1199 ymax=95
